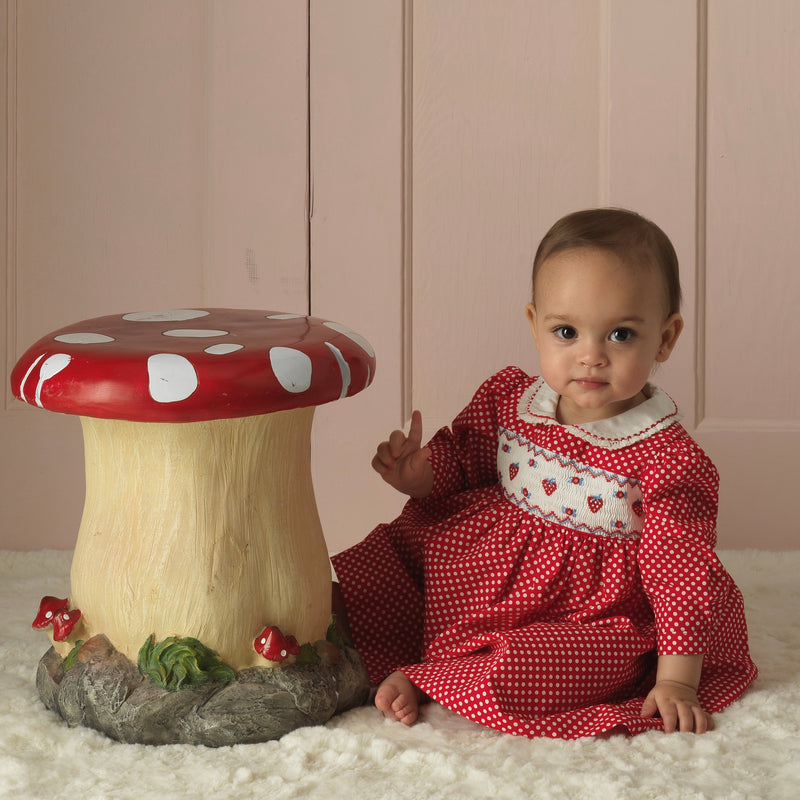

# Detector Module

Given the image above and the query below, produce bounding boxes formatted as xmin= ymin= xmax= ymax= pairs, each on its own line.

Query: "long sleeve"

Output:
xmin=427 ymin=366 xmax=528 ymax=498
xmin=637 ymin=435 xmax=731 ymax=656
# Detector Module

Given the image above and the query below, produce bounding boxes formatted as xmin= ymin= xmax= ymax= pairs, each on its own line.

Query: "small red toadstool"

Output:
xmin=254 ymin=626 xmax=302 ymax=663
xmin=32 ymin=596 xmax=82 ymax=641
xmin=51 ymin=608 xmax=82 ymax=641
xmin=32 ymin=596 xmax=69 ymax=629
xmin=11 ymin=309 xmax=375 ymax=668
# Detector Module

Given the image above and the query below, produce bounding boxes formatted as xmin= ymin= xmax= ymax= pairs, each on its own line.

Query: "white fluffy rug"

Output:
xmin=1 ymin=549 xmax=798 ymax=800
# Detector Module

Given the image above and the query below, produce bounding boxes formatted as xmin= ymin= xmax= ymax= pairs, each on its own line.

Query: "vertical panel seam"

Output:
xmin=401 ymin=0 xmax=413 ymax=422
xmin=306 ymin=0 xmax=313 ymax=316
xmin=200 ymin=0 xmax=211 ymax=306
xmin=695 ymin=0 xmax=708 ymax=426
xmin=4 ymin=0 xmax=18 ymax=412
xmin=597 ymin=0 xmax=611 ymax=205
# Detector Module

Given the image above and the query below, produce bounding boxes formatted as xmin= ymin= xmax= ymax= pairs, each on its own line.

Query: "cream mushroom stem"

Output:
xmin=62 ymin=407 xmax=331 ymax=670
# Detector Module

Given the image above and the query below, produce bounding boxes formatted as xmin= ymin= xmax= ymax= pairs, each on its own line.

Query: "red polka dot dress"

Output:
xmin=332 ymin=367 xmax=757 ymax=739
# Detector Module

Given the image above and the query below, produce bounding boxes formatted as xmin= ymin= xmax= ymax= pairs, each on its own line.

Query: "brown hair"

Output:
xmin=531 ymin=208 xmax=682 ymax=315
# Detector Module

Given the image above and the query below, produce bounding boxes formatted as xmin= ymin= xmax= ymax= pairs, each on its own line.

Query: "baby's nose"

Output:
xmin=579 ymin=342 xmax=607 ymax=367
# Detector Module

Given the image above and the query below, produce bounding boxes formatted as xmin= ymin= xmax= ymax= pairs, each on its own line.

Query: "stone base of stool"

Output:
xmin=36 ymin=635 xmax=371 ymax=747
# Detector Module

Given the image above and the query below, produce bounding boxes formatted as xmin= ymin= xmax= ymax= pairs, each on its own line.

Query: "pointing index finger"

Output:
xmin=407 ymin=410 xmax=424 ymax=450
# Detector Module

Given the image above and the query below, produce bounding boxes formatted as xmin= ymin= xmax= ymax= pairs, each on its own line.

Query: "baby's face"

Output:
xmin=526 ymin=247 xmax=683 ymax=425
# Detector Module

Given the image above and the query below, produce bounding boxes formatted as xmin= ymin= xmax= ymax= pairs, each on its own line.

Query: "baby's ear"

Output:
xmin=656 ymin=313 xmax=684 ymax=362
xmin=525 ymin=303 xmax=538 ymax=342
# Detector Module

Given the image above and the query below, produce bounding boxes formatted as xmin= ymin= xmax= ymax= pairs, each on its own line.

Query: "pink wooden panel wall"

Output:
xmin=315 ymin=0 xmax=799 ymax=551
xmin=411 ymin=2 xmax=599 ymax=431
xmin=309 ymin=1 xmax=409 ymax=546
xmin=2 ymin=1 xmax=798 ymax=551
xmin=0 ymin=1 xmax=309 ymax=549
xmin=696 ymin=0 xmax=799 ymax=547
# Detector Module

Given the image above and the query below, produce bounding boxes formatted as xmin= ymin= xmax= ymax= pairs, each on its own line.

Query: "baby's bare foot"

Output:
xmin=375 ymin=671 xmax=422 ymax=725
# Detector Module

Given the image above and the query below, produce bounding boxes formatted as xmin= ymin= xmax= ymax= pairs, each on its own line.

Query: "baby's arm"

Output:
xmin=372 ymin=410 xmax=434 ymax=498
xmin=373 ymin=369 xmax=521 ymax=498
xmin=641 ymin=654 xmax=712 ymax=733
xmin=638 ymin=437 xmax=724 ymax=734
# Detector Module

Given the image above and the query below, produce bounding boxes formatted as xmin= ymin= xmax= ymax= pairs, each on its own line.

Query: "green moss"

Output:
xmin=138 ymin=636 xmax=235 ymax=691
xmin=326 ymin=615 xmax=350 ymax=648
xmin=62 ymin=640 xmax=84 ymax=674
xmin=295 ymin=642 xmax=322 ymax=665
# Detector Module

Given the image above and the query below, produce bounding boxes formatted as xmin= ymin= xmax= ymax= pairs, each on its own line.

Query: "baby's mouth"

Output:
xmin=573 ymin=378 xmax=608 ymax=389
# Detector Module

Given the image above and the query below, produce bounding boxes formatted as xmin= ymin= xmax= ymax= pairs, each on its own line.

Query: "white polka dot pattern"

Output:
xmin=122 ymin=309 xmax=210 ymax=322
xmin=34 ymin=354 xmax=71 ymax=408
xmin=147 ymin=353 xmax=198 ymax=403
xmin=269 ymin=347 xmax=313 ymax=393
xmin=54 ymin=333 xmax=115 ymax=344
xmin=332 ymin=366 xmax=757 ymax=739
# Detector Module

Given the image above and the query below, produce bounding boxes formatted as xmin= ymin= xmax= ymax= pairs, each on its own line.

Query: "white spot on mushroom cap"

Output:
xmin=269 ymin=347 xmax=312 ymax=393
xmin=18 ymin=354 xmax=45 ymax=404
xmin=35 ymin=354 xmax=72 ymax=407
xmin=54 ymin=333 xmax=116 ymax=344
xmin=162 ymin=329 xmax=229 ymax=338
xmin=267 ymin=313 xmax=305 ymax=320
xmin=205 ymin=343 xmax=244 ymax=355
xmin=325 ymin=343 xmax=351 ymax=399
xmin=123 ymin=309 xmax=209 ymax=322
xmin=147 ymin=353 xmax=198 ymax=403
xmin=323 ymin=321 xmax=375 ymax=358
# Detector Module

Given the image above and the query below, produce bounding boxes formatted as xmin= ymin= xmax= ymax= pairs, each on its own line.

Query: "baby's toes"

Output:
xmin=393 ymin=695 xmax=419 ymax=725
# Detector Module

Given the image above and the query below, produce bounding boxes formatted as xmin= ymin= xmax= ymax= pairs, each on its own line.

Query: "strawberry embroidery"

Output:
xmin=587 ymin=495 xmax=603 ymax=513
xmin=542 ymin=479 xmax=557 ymax=496
xmin=509 ymin=463 xmax=519 ymax=481
xmin=632 ymin=499 xmax=644 ymax=517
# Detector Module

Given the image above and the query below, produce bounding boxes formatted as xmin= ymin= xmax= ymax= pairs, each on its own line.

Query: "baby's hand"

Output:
xmin=641 ymin=680 xmax=714 ymax=734
xmin=372 ymin=410 xmax=433 ymax=498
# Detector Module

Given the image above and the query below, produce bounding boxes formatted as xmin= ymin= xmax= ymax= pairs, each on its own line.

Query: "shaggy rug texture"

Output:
xmin=0 ymin=549 xmax=797 ymax=800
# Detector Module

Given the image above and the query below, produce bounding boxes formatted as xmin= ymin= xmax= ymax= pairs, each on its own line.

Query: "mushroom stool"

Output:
xmin=11 ymin=308 xmax=375 ymax=745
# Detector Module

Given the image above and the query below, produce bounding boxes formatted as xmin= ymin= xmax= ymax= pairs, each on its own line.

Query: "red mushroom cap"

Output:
xmin=32 ymin=596 xmax=81 ymax=640
xmin=51 ymin=608 xmax=82 ymax=641
xmin=10 ymin=309 xmax=376 ymax=423
xmin=32 ymin=596 xmax=69 ymax=629
xmin=285 ymin=635 xmax=301 ymax=656
xmin=254 ymin=626 xmax=294 ymax=662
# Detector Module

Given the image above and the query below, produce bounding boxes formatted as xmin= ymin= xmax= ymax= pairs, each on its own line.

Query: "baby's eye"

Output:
xmin=609 ymin=328 xmax=635 ymax=343
xmin=554 ymin=326 xmax=577 ymax=341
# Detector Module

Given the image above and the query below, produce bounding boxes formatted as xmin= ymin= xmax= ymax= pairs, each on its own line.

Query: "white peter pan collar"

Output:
xmin=517 ymin=377 xmax=682 ymax=449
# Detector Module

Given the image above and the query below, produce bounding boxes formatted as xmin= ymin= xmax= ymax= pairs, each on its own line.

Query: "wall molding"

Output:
xmin=3 ymin=0 xmax=19 ymax=412
xmin=696 ymin=417 xmax=800 ymax=434
xmin=597 ymin=0 xmax=611 ymax=205
xmin=401 ymin=0 xmax=413 ymax=423
xmin=694 ymin=0 xmax=709 ymax=427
